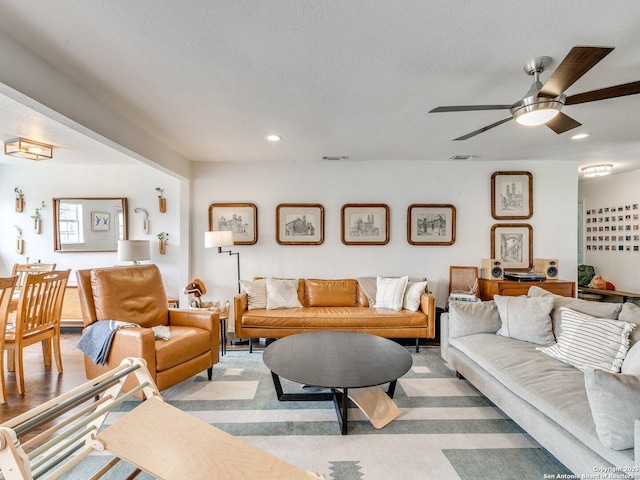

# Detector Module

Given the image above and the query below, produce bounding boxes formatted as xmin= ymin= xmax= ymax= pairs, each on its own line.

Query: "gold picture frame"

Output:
xmin=491 ymin=171 xmax=533 ymax=219
xmin=490 ymin=223 xmax=533 ymax=271
xmin=407 ymin=204 xmax=456 ymax=245
xmin=341 ymin=203 xmax=389 ymax=245
xmin=208 ymin=203 xmax=258 ymax=245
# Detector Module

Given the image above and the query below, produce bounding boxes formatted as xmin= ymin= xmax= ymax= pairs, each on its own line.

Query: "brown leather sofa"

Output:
xmin=234 ymin=278 xmax=436 ymax=352
xmin=77 ymin=265 xmax=219 ymax=391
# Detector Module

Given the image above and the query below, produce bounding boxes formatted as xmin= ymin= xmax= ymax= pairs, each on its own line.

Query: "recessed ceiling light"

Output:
xmin=266 ymin=134 xmax=282 ymax=142
xmin=571 ymin=133 xmax=591 ymax=140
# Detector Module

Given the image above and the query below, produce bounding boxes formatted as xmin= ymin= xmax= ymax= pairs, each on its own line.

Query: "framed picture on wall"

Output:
xmin=491 ymin=223 xmax=533 ymax=271
xmin=208 ymin=203 xmax=258 ymax=245
xmin=407 ymin=204 xmax=456 ymax=245
xmin=276 ymin=203 xmax=324 ymax=245
xmin=341 ymin=203 xmax=389 ymax=245
xmin=91 ymin=212 xmax=110 ymax=231
xmin=491 ymin=171 xmax=533 ymax=219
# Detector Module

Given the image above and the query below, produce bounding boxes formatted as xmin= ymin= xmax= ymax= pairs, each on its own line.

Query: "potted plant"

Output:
xmin=31 ymin=201 xmax=46 ymax=234
xmin=156 ymin=187 xmax=166 ymax=213
xmin=157 ymin=231 xmax=169 ymax=254
xmin=14 ymin=187 xmax=24 ymax=213
xmin=134 ymin=207 xmax=150 ymax=234
xmin=15 ymin=225 xmax=24 ymax=253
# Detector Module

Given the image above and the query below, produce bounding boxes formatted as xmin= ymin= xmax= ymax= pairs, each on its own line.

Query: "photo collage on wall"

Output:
xmin=585 ymin=203 xmax=640 ymax=252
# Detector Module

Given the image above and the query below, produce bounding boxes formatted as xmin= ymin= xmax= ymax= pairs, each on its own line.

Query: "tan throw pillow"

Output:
xmin=265 ymin=278 xmax=303 ymax=309
xmin=373 ymin=276 xmax=408 ymax=311
xmin=403 ymin=281 xmax=428 ymax=312
xmin=494 ymin=295 xmax=555 ymax=345
xmin=240 ymin=279 xmax=267 ymax=310
xmin=537 ymin=307 xmax=635 ymax=372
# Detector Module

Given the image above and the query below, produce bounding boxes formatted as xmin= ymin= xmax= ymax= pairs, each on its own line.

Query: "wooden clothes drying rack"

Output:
xmin=0 ymin=358 xmax=322 ymax=480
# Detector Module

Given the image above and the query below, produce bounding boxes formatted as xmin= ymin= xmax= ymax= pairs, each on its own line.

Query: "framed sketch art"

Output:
xmin=276 ymin=203 xmax=324 ymax=245
xmin=208 ymin=203 xmax=258 ymax=245
xmin=91 ymin=212 xmax=110 ymax=231
xmin=491 ymin=223 xmax=533 ymax=271
xmin=341 ymin=203 xmax=389 ymax=245
xmin=407 ymin=204 xmax=456 ymax=245
xmin=491 ymin=171 xmax=533 ymax=219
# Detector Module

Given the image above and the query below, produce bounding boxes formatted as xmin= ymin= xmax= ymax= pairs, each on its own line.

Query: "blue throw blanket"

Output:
xmin=77 ymin=320 xmax=139 ymax=366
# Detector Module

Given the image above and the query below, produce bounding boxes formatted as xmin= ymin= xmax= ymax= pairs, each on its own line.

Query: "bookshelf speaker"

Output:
xmin=534 ymin=259 xmax=559 ymax=279
xmin=481 ymin=259 xmax=503 ymax=280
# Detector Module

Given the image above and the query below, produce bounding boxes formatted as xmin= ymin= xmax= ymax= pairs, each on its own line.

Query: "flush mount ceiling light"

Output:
xmin=571 ymin=132 xmax=591 ymax=140
xmin=266 ymin=134 xmax=282 ymax=142
xmin=582 ymin=164 xmax=613 ymax=177
xmin=4 ymin=137 xmax=53 ymax=160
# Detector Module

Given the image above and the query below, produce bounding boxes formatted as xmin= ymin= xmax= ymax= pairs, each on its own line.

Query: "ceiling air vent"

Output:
xmin=322 ymin=155 xmax=350 ymax=161
xmin=447 ymin=155 xmax=476 ymax=160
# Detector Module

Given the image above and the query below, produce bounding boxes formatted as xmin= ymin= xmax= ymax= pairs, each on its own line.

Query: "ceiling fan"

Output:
xmin=430 ymin=46 xmax=640 ymax=141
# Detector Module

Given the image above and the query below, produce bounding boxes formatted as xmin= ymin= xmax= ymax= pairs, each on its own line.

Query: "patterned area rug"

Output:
xmin=65 ymin=346 xmax=571 ymax=479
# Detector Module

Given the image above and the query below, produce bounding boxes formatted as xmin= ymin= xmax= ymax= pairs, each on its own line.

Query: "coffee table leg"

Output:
xmin=332 ymin=388 xmax=349 ymax=435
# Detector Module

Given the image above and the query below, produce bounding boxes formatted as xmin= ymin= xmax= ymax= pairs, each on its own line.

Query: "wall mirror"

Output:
xmin=53 ymin=198 xmax=128 ymax=252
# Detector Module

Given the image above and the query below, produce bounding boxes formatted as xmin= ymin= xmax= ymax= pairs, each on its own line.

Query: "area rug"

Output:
xmin=65 ymin=346 xmax=571 ymax=479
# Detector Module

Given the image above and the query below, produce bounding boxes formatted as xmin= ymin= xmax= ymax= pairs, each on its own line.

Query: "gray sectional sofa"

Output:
xmin=441 ymin=285 xmax=640 ymax=476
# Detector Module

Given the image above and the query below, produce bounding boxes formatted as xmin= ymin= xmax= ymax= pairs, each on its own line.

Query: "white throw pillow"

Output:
xmin=265 ymin=278 xmax=302 ymax=309
xmin=537 ymin=307 xmax=635 ymax=372
xmin=240 ymin=279 xmax=267 ymax=310
xmin=373 ymin=276 xmax=409 ymax=311
xmin=494 ymin=295 xmax=555 ymax=345
xmin=403 ymin=281 xmax=428 ymax=312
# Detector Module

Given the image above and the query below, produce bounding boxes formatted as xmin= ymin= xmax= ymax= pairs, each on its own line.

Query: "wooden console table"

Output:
xmin=578 ymin=287 xmax=640 ymax=303
xmin=478 ymin=278 xmax=575 ymax=301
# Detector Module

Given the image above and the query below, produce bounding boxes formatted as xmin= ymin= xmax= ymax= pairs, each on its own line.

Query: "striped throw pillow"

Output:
xmin=537 ymin=307 xmax=635 ymax=372
xmin=373 ymin=276 xmax=409 ymax=311
xmin=240 ymin=279 xmax=267 ymax=310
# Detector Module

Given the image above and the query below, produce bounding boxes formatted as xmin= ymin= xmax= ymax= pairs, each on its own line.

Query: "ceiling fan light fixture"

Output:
xmin=511 ymin=96 xmax=565 ymax=126
xmin=582 ymin=164 xmax=612 ymax=177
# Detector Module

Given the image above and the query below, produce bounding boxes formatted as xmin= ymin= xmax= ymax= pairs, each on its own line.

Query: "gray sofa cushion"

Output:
xmin=447 ymin=301 xmax=501 ymax=339
xmin=527 ymin=285 xmax=622 ymax=338
xmin=495 ymin=295 xmax=555 ymax=345
xmin=584 ymin=369 xmax=640 ymax=450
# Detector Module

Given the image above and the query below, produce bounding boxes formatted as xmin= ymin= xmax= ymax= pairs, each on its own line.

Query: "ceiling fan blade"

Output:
xmin=545 ymin=112 xmax=582 ymax=134
xmin=539 ymin=46 xmax=614 ymax=97
xmin=565 ymin=80 xmax=640 ymax=105
xmin=453 ymin=117 xmax=513 ymax=141
xmin=430 ymin=105 xmax=512 ymax=113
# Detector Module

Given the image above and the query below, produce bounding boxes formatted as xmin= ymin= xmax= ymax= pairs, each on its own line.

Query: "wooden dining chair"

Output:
xmin=4 ymin=270 xmax=70 ymax=395
xmin=0 ymin=276 xmax=18 ymax=404
xmin=11 ymin=262 xmax=57 ymax=291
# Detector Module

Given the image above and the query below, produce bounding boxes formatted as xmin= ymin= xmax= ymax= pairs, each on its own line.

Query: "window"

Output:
xmin=59 ymin=202 xmax=84 ymax=244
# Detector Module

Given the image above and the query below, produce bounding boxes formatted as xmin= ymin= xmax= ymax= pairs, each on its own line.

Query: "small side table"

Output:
xmin=219 ymin=311 xmax=228 ymax=356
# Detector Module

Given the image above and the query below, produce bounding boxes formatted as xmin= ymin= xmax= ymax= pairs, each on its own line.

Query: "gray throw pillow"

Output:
xmin=494 ymin=295 xmax=555 ymax=345
xmin=618 ymin=302 xmax=640 ymax=345
xmin=584 ymin=368 xmax=640 ymax=450
xmin=448 ymin=301 xmax=501 ymax=339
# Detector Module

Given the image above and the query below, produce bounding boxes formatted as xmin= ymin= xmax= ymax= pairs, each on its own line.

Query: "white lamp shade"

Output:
xmin=117 ymin=240 xmax=151 ymax=262
xmin=205 ymin=230 xmax=234 ymax=248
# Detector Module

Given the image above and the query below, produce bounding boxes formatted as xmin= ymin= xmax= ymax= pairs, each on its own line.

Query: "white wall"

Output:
xmin=0 ymin=162 xmax=183 ymax=297
xmin=579 ymin=169 xmax=640 ymax=293
xmin=192 ymin=159 xmax=578 ymax=312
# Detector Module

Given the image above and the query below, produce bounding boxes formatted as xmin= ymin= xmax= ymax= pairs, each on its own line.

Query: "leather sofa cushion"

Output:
xmin=305 ymin=279 xmax=357 ymax=307
xmin=240 ymin=307 xmax=427 ymax=329
xmin=155 ymin=326 xmax=211 ymax=371
xmin=91 ymin=265 xmax=169 ymax=328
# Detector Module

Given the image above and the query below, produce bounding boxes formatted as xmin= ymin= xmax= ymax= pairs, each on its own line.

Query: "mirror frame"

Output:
xmin=53 ymin=197 xmax=128 ymax=252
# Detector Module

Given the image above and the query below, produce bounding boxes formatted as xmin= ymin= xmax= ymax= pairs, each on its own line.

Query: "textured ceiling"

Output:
xmin=1 ymin=1 xmax=640 ymax=174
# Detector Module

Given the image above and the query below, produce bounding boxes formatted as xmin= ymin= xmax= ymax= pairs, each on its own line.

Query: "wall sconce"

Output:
xmin=205 ymin=231 xmax=240 ymax=293
xmin=582 ymin=164 xmax=613 ymax=178
xmin=4 ymin=137 xmax=53 ymax=161
xmin=117 ymin=240 xmax=151 ymax=265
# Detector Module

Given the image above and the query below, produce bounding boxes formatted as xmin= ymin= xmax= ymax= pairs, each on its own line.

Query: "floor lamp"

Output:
xmin=205 ymin=230 xmax=247 ymax=345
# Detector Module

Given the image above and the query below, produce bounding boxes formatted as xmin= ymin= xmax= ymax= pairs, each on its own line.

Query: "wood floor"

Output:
xmin=0 ymin=329 xmax=261 ymax=423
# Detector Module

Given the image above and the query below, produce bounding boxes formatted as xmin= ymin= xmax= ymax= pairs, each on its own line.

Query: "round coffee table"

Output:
xmin=263 ymin=331 xmax=413 ymax=435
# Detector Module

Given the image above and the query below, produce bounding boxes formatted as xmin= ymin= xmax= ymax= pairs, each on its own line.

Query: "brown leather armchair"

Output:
xmin=77 ymin=265 xmax=219 ymax=391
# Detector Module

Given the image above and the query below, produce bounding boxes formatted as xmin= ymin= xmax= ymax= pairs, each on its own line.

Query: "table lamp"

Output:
xmin=117 ymin=240 xmax=151 ymax=265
